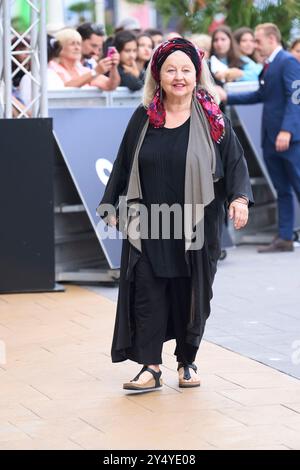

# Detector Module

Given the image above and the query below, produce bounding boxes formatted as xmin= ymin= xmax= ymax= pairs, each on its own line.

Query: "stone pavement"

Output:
xmin=1 ymin=275 xmax=300 ymax=450
xmin=207 ymin=245 xmax=300 ymax=379
xmin=91 ymin=245 xmax=300 ymax=380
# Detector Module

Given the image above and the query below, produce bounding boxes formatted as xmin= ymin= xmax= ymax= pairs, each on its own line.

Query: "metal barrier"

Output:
xmin=49 ymin=83 xmax=260 ymax=284
xmin=48 ymin=82 xmax=260 ymax=109
xmin=48 ymin=87 xmax=143 ymax=109
xmin=48 ymin=82 xmax=299 ymax=281
xmin=49 ymin=83 xmax=279 ymax=244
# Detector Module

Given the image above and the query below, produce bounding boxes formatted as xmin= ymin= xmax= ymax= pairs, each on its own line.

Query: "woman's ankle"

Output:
xmin=146 ymin=364 xmax=160 ymax=372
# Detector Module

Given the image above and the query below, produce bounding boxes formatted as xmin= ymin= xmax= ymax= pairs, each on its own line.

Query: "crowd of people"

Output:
xmin=10 ymin=17 xmax=300 ymax=108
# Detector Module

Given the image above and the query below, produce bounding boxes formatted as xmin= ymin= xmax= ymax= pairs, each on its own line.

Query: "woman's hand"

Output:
xmin=96 ymin=52 xmax=121 ymax=75
xmin=225 ymin=67 xmax=243 ymax=82
xmin=123 ymin=61 xmax=140 ymax=78
xmin=229 ymin=198 xmax=249 ymax=230
xmin=110 ymin=51 xmax=120 ymax=68
xmin=95 ymin=58 xmax=112 ymax=75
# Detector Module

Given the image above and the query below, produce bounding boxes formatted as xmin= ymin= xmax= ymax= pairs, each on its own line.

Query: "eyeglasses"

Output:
xmin=90 ymin=23 xmax=106 ymax=36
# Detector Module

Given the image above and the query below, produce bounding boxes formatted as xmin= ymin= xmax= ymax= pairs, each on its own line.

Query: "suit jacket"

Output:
xmin=227 ymin=49 xmax=300 ymax=148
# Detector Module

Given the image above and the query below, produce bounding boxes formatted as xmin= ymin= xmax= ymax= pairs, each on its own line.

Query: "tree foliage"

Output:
xmin=127 ymin=0 xmax=300 ymax=41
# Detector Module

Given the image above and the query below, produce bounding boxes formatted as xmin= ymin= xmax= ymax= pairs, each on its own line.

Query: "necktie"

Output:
xmin=259 ymin=61 xmax=269 ymax=85
xmin=263 ymin=61 xmax=270 ymax=75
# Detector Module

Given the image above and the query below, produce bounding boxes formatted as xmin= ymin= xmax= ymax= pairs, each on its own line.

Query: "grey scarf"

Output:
xmin=124 ymin=94 xmax=217 ymax=253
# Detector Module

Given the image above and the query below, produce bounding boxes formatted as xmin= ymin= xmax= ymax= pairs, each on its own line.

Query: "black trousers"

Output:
xmin=130 ymin=253 xmax=198 ymax=365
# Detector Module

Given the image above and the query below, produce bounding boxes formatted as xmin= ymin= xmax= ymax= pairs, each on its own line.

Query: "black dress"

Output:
xmin=138 ymin=117 xmax=191 ymax=277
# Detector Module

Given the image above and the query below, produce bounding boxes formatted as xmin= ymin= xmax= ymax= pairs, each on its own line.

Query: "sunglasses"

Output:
xmin=90 ymin=23 xmax=106 ymax=36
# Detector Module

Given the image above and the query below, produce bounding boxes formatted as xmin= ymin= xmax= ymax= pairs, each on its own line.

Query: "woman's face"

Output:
xmin=60 ymin=38 xmax=82 ymax=62
xmin=152 ymin=34 xmax=163 ymax=48
xmin=160 ymin=51 xmax=196 ymax=101
xmin=291 ymin=43 xmax=300 ymax=62
xmin=213 ymin=31 xmax=231 ymax=57
xmin=120 ymin=40 xmax=138 ymax=66
xmin=239 ymin=32 xmax=255 ymax=57
xmin=13 ymin=42 xmax=30 ymax=70
xmin=137 ymin=36 xmax=153 ymax=62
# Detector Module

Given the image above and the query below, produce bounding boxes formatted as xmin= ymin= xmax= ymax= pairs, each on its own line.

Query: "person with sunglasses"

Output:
xmin=77 ymin=22 xmax=106 ymax=69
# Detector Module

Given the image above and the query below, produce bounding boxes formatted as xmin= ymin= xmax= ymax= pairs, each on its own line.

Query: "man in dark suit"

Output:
xmin=222 ymin=23 xmax=300 ymax=253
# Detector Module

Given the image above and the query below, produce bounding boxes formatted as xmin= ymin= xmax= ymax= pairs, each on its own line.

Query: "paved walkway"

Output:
xmin=208 ymin=244 xmax=300 ymax=379
xmin=1 ymin=281 xmax=300 ymax=450
xmin=90 ymin=245 xmax=300 ymax=379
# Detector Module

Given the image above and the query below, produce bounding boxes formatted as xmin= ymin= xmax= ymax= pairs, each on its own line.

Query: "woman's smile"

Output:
xmin=172 ymin=83 xmax=185 ymax=88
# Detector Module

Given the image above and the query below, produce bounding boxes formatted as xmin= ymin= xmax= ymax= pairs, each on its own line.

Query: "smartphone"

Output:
xmin=107 ymin=46 xmax=117 ymax=58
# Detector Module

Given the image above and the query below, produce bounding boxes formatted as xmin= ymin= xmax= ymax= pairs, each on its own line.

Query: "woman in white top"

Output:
xmin=49 ymin=28 xmax=120 ymax=90
xmin=19 ymin=35 xmax=64 ymax=106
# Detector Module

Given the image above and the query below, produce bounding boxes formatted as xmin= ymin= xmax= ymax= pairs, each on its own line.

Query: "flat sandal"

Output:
xmin=177 ymin=362 xmax=201 ymax=388
xmin=123 ymin=365 xmax=163 ymax=391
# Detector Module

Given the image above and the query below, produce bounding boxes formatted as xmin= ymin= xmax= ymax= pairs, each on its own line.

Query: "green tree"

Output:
xmin=68 ymin=1 xmax=95 ymax=23
xmin=68 ymin=1 xmax=114 ymax=34
xmin=127 ymin=0 xmax=300 ymax=41
xmin=127 ymin=0 xmax=223 ymax=33
xmin=244 ymin=0 xmax=300 ymax=43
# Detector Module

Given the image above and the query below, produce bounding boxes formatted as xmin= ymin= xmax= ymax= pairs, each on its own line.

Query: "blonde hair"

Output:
xmin=255 ymin=23 xmax=281 ymax=43
xmin=55 ymin=28 xmax=82 ymax=46
xmin=187 ymin=34 xmax=212 ymax=54
xmin=142 ymin=50 xmax=220 ymax=107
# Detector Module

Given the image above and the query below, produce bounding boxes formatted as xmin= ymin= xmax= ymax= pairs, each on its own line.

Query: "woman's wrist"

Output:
xmin=233 ymin=196 xmax=249 ymax=205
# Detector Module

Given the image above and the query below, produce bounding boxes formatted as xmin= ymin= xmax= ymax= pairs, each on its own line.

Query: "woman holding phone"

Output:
xmin=49 ymin=28 xmax=121 ymax=90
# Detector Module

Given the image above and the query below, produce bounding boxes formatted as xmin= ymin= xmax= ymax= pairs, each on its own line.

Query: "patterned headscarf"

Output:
xmin=147 ymin=38 xmax=225 ymax=143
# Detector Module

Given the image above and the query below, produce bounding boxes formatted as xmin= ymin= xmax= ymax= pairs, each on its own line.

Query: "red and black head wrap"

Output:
xmin=147 ymin=38 xmax=225 ymax=143
xmin=151 ymin=37 xmax=204 ymax=82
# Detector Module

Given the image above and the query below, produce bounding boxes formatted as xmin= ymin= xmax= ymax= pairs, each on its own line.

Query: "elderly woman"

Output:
xmin=48 ymin=28 xmax=120 ymax=90
xmin=96 ymin=38 xmax=253 ymax=391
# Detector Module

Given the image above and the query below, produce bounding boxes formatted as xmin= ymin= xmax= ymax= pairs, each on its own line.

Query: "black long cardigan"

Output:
xmin=97 ymin=105 xmax=254 ymax=363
